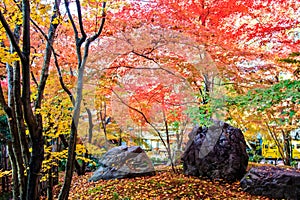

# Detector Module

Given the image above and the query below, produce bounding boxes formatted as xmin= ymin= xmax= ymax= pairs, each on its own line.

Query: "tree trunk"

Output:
xmin=26 ymin=129 xmax=44 ymax=200
xmin=58 ymin=1 xmax=106 ymax=199
xmin=58 ymin=40 xmax=88 ymax=198
xmin=7 ymin=142 xmax=19 ymax=200
xmin=99 ymin=102 xmax=109 ymax=148
xmin=58 ymin=122 xmax=78 ymax=200
xmin=163 ymin=111 xmax=176 ymax=173
xmin=4 ymin=21 xmax=28 ymax=199
xmin=25 ymin=0 xmax=61 ymax=197
xmin=283 ymin=132 xmax=291 ymax=166
xmin=86 ymin=107 xmax=94 ymax=143
xmin=47 ymin=166 xmax=53 ymax=200
xmin=14 ymin=60 xmax=30 ymax=167
xmin=1 ymin=144 xmax=8 ymax=192
xmin=59 ymin=134 xmax=85 ymax=175
xmin=6 ymin=72 xmax=27 ymax=199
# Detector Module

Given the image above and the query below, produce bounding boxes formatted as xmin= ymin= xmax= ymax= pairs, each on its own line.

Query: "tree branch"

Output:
xmin=0 ymin=11 xmax=25 ymax=64
xmin=35 ymin=0 xmax=62 ymax=109
xmin=75 ymin=0 xmax=87 ymax=45
xmin=29 ymin=8 xmax=75 ymax=105
xmin=111 ymin=88 xmax=168 ymax=150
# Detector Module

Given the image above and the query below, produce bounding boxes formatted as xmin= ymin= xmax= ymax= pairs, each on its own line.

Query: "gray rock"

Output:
xmin=182 ymin=121 xmax=248 ymax=182
xmin=89 ymin=146 xmax=155 ymax=181
xmin=240 ymin=166 xmax=300 ymax=199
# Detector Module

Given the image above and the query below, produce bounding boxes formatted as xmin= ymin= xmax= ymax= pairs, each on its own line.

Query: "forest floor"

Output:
xmin=51 ymin=164 xmax=270 ymax=200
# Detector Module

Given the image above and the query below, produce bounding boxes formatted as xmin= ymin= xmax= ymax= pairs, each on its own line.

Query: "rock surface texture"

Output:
xmin=182 ymin=121 xmax=248 ymax=182
xmin=240 ymin=166 xmax=300 ymax=199
xmin=89 ymin=146 xmax=155 ymax=182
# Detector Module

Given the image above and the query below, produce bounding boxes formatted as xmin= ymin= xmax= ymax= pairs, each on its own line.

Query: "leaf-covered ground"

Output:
xmin=52 ymin=167 xmax=269 ymax=200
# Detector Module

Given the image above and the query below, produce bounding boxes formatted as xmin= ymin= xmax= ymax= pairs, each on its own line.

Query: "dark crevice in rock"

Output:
xmin=182 ymin=121 xmax=248 ymax=182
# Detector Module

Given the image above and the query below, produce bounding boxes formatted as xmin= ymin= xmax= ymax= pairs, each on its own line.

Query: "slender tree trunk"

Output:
xmin=86 ymin=107 xmax=94 ymax=143
xmin=59 ymin=134 xmax=85 ymax=175
xmin=53 ymin=138 xmax=60 ymax=186
xmin=6 ymin=69 xmax=26 ymax=199
xmin=99 ymin=102 xmax=109 ymax=148
xmin=7 ymin=142 xmax=19 ymax=200
xmin=163 ymin=111 xmax=176 ymax=173
xmin=58 ymin=1 xmax=106 ymax=198
xmin=58 ymin=122 xmax=78 ymax=200
xmin=283 ymin=131 xmax=291 ymax=166
xmin=47 ymin=165 xmax=53 ymax=200
xmin=1 ymin=144 xmax=7 ymax=192
xmin=14 ymin=60 xmax=30 ymax=167
xmin=4 ymin=21 xmax=28 ymax=199
xmin=59 ymin=40 xmax=90 ymax=199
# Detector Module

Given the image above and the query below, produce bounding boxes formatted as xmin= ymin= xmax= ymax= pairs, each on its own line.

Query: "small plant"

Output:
xmin=88 ymin=186 xmax=103 ymax=194
xmin=112 ymin=191 xmax=119 ymax=200
xmin=291 ymin=160 xmax=298 ymax=168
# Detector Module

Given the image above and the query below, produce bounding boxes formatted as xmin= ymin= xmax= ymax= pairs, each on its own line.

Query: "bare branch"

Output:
xmin=131 ymin=51 xmax=186 ymax=81
xmin=64 ymin=0 xmax=83 ymax=65
xmin=90 ymin=2 xmax=106 ymax=41
xmin=30 ymin=71 xmax=39 ymax=87
xmin=75 ymin=0 xmax=87 ymax=45
xmin=111 ymin=88 xmax=168 ymax=150
xmin=64 ymin=0 xmax=79 ymax=39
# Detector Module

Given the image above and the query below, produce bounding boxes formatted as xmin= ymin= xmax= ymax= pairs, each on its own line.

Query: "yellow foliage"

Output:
xmin=51 ymin=16 xmax=61 ymax=25
xmin=76 ymin=144 xmax=87 ymax=155
xmin=39 ymin=145 xmax=68 ymax=182
xmin=76 ymin=156 xmax=92 ymax=164
xmin=0 ymin=106 xmax=5 ymax=116
xmin=30 ymin=1 xmax=52 ymax=25
xmin=0 ymin=47 xmax=20 ymax=65
xmin=0 ymin=169 xmax=12 ymax=178
xmin=39 ymin=73 xmax=73 ymax=139
xmin=85 ymin=143 xmax=106 ymax=157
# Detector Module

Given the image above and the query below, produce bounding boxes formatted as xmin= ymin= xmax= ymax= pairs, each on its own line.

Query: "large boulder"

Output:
xmin=89 ymin=146 xmax=155 ymax=181
xmin=240 ymin=166 xmax=300 ymax=199
xmin=182 ymin=121 xmax=248 ymax=182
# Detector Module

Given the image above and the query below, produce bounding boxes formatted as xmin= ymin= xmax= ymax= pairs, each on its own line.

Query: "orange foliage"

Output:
xmin=49 ymin=168 xmax=269 ymax=200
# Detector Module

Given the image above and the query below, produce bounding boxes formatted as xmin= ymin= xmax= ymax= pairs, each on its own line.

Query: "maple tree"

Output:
xmin=112 ymin=0 xmax=299 ymax=93
xmin=109 ymin=66 xmax=195 ymax=170
xmin=85 ymin=23 xmax=219 ymax=168
xmin=120 ymin=0 xmax=298 ymax=146
xmin=83 ymin=24 xmax=218 ymax=171
xmin=36 ymin=73 xmax=94 ymax=198
xmin=83 ymin=0 xmax=300 ymax=169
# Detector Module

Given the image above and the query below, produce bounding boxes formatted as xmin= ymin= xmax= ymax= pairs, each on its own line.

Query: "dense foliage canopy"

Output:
xmin=0 ymin=0 xmax=299 ymax=199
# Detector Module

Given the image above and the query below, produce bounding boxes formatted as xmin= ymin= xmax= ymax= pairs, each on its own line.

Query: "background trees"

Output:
xmin=0 ymin=0 xmax=62 ymax=198
xmin=0 ymin=0 xmax=109 ymax=199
